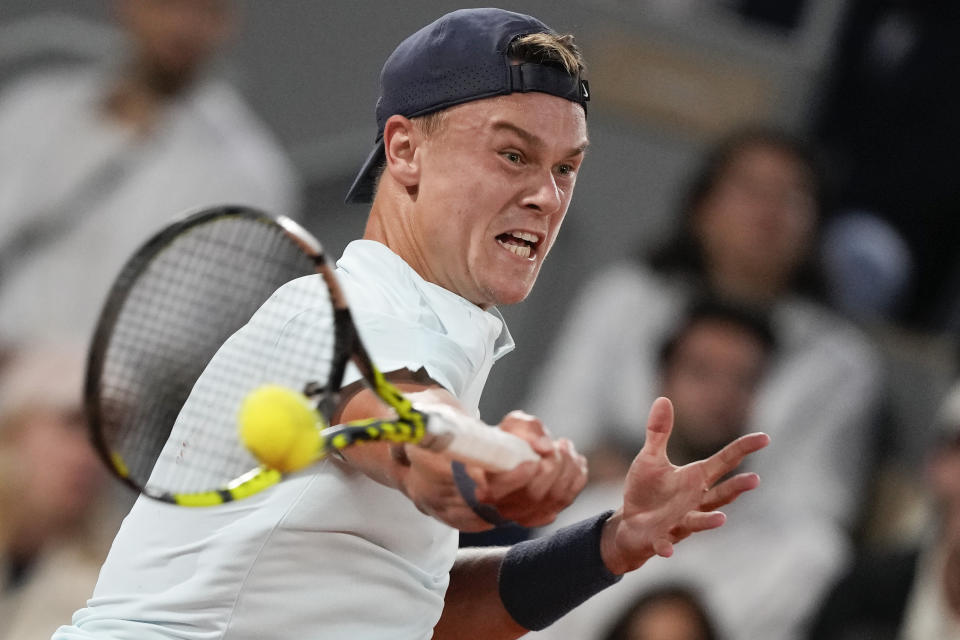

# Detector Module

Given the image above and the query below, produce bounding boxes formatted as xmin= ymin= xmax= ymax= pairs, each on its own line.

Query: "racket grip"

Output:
xmin=417 ymin=403 xmax=540 ymax=472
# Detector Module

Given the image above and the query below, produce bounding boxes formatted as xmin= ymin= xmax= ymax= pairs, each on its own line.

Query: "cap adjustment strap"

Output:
xmin=508 ymin=63 xmax=590 ymax=113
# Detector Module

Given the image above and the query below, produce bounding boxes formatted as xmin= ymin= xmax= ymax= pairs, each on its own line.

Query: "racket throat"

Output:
xmin=303 ymin=380 xmax=341 ymax=423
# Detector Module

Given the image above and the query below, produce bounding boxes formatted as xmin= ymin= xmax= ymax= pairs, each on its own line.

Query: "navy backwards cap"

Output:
xmin=345 ymin=7 xmax=590 ymax=204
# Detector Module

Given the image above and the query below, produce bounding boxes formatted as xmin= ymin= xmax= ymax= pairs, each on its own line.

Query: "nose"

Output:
xmin=522 ymin=169 xmax=563 ymax=215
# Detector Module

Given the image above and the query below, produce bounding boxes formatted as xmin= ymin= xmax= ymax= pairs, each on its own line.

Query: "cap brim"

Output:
xmin=344 ymin=139 xmax=386 ymax=204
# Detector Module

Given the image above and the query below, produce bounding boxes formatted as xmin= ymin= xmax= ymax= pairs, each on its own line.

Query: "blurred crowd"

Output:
xmin=3 ymin=0 xmax=960 ymax=638
xmin=0 ymin=1 xmax=300 ymax=637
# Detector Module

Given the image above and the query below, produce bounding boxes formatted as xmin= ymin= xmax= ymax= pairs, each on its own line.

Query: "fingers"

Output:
xmin=652 ymin=538 xmax=674 ymax=558
xmin=477 ymin=411 xmax=554 ymax=501
xmin=701 ymin=431 xmax=770 ymax=486
xmin=492 ymin=438 xmax=581 ymax=501
xmin=391 ymin=406 xmax=590 ymax=533
xmin=478 ymin=436 xmax=588 ymax=528
xmin=399 ymin=455 xmax=497 ymax=532
xmin=558 ymin=439 xmax=589 ymax=497
xmin=498 ymin=410 xmax=554 ymax=455
xmin=477 ymin=459 xmax=539 ymax=500
xmin=686 ymin=509 xmax=726 ymax=531
xmin=605 ymin=421 xmax=768 ymax=572
xmin=516 ymin=439 xmax=588 ymax=525
xmin=652 ymin=511 xmax=726 ymax=559
xmin=701 ymin=472 xmax=760 ymax=511
xmin=639 ymin=397 xmax=674 ymax=459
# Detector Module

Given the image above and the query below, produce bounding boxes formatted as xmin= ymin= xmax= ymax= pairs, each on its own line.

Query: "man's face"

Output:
xmin=408 ymin=92 xmax=588 ymax=308
xmin=660 ymin=319 xmax=767 ymax=461
xmin=117 ymin=0 xmax=234 ymax=88
xmin=694 ymin=144 xmax=816 ymax=291
xmin=9 ymin=407 xmax=106 ymax=532
xmin=929 ymin=435 xmax=960 ymax=513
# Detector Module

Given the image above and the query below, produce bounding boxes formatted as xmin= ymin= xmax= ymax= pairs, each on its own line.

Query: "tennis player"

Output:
xmin=55 ymin=8 xmax=768 ymax=639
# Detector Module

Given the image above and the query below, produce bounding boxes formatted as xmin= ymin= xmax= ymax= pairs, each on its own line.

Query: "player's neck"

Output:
xmin=363 ymin=192 xmax=439 ymax=290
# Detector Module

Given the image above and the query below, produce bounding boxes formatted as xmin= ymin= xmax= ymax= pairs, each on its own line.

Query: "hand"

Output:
xmin=399 ymin=444 xmax=513 ymax=531
xmin=600 ymin=397 xmax=770 ymax=575
xmin=475 ymin=410 xmax=588 ymax=528
xmin=400 ymin=410 xmax=587 ymax=531
xmin=339 ymin=383 xmax=587 ymax=532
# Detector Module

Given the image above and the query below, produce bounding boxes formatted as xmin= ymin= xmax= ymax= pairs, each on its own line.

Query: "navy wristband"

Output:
xmin=497 ymin=510 xmax=622 ymax=630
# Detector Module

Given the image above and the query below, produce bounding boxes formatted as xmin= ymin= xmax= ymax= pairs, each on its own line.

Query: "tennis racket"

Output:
xmin=85 ymin=204 xmax=538 ymax=507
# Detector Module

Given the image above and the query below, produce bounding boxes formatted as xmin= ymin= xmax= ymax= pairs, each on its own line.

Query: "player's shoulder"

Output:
xmin=335 ymin=241 xmax=427 ymax=316
xmin=335 ymin=240 xmax=495 ymax=356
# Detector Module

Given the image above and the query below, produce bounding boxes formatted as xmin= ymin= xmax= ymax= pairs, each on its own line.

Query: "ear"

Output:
xmin=382 ymin=115 xmax=422 ymax=190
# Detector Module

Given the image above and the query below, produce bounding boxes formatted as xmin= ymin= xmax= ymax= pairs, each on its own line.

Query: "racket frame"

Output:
xmin=85 ymin=205 xmax=535 ymax=507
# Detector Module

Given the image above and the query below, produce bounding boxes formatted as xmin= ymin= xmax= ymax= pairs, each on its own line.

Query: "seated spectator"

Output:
xmin=528 ymin=295 xmax=835 ymax=639
xmin=0 ymin=342 xmax=121 ymax=639
xmin=527 ymin=127 xmax=882 ymax=638
xmin=601 ymin=584 xmax=720 ymax=640
xmin=808 ymin=380 xmax=960 ymax=640
xmin=528 ymin=124 xmax=882 ymax=534
xmin=0 ymin=0 xmax=300 ymax=345
xmin=586 ymin=296 xmax=775 ymax=483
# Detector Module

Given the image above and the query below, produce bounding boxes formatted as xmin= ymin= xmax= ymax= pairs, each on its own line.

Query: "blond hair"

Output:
xmin=508 ymin=31 xmax=584 ymax=75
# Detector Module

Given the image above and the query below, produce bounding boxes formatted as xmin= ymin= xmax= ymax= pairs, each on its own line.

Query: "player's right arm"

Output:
xmin=334 ymin=369 xmax=587 ymax=532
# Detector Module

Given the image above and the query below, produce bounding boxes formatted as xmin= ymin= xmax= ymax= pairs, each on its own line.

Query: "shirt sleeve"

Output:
xmin=342 ymin=310 xmax=475 ymax=398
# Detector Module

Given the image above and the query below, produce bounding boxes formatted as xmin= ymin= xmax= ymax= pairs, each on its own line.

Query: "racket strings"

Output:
xmin=95 ymin=215 xmax=334 ymax=496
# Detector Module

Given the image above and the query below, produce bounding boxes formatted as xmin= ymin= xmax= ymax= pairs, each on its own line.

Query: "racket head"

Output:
xmin=85 ymin=204 xmax=350 ymax=504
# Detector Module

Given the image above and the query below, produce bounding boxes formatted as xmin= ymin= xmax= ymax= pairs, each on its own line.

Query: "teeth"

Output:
xmin=497 ymin=237 xmax=532 ymax=258
xmin=497 ymin=230 xmax=538 ymax=259
xmin=510 ymin=231 xmax=540 ymax=243
xmin=505 ymin=243 xmax=531 ymax=258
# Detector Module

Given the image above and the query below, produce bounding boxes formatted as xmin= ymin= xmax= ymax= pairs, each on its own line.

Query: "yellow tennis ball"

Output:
xmin=238 ymin=385 xmax=321 ymax=472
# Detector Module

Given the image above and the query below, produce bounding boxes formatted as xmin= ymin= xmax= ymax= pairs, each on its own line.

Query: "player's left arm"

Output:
xmin=434 ymin=397 xmax=770 ymax=638
xmin=435 ymin=547 xmax=526 ymax=640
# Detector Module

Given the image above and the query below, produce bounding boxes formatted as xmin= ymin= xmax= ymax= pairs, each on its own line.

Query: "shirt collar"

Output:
xmin=337 ymin=240 xmax=515 ymax=360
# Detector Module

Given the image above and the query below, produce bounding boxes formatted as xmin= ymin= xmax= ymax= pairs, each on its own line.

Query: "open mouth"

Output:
xmin=496 ymin=231 xmax=540 ymax=259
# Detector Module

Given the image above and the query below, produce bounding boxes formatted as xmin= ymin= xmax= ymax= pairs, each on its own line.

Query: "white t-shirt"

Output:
xmin=53 ymin=240 xmax=514 ymax=640
xmin=0 ymin=67 xmax=300 ymax=345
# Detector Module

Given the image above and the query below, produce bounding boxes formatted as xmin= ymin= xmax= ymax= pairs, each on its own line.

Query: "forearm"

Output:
xmin=434 ymin=548 xmax=527 ymax=640
xmin=336 ymin=379 xmax=461 ymax=491
xmin=339 ymin=441 xmax=406 ymax=490
xmin=336 ymin=382 xmax=512 ymax=532
xmin=437 ymin=511 xmax=622 ymax=638
xmin=336 ymin=389 xmax=409 ymax=490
